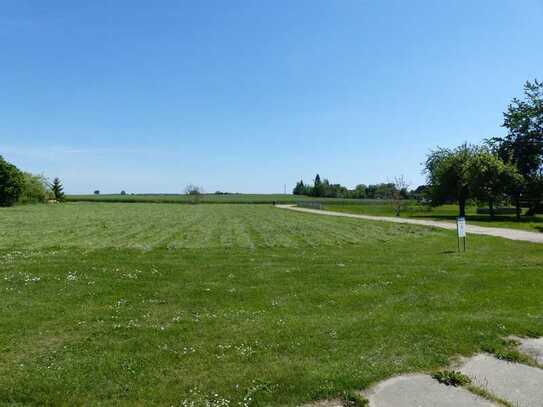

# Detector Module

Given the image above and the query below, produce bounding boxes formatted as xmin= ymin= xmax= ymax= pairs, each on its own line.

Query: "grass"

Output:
xmin=323 ymin=203 xmax=543 ymax=233
xmin=481 ymin=338 xmax=537 ymax=366
xmin=340 ymin=391 xmax=369 ymax=407
xmin=464 ymin=384 xmax=514 ymax=407
xmin=0 ymin=203 xmax=432 ymax=250
xmin=68 ymin=194 xmax=543 ymax=233
xmin=432 ymin=370 xmax=471 ymax=387
xmin=1 ymin=203 xmax=543 ymax=406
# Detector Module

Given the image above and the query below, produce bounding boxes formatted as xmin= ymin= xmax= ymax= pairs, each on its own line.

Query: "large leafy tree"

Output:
xmin=467 ymin=150 xmax=523 ymax=218
xmin=490 ymin=80 xmax=543 ymax=214
xmin=425 ymin=144 xmax=478 ymax=217
xmin=0 ymin=155 xmax=24 ymax=207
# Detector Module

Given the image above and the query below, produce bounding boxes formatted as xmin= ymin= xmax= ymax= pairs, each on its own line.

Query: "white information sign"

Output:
xmin=457 ymin=217 xmax=466 ymax=238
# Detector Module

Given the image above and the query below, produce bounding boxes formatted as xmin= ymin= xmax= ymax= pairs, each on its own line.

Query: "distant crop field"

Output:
xmin=1 ymin=203 xmax=543 ymax=406
xmin=65 ymin=193 xmax=370 ymax=205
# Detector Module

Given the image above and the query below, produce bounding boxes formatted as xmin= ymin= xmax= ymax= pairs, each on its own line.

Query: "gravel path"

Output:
xmin=277 ymin=205 xmax=543 ymax=244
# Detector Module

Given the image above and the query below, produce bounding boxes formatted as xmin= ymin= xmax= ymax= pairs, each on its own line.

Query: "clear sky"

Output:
xmin=1 ymin=1 xmax=542 ymax=194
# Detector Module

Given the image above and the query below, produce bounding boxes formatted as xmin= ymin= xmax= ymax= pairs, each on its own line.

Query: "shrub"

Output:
xmin=20 ymin=173 xmax=50 ymax=204
xmin=185 ymin=184 xmax=203 ymax=204
xmin=0 ymin=155 xmax=24 ymax=207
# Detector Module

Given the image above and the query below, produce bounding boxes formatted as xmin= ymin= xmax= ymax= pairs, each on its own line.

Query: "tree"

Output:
xmin=293 ymin=180 xmax=306 ymax=195
xmin=326 ymin=182 xmax=349 ymax=198
xmin=0 ymin=155 xmax=24 ymax=207
xmin=353 ymin=184 xmax=367 ymax=199
xmin=312 ymin=174 xmax=324 ymax=197
xmin=365 ymin=184 xmax=377 ymax=199
xmin=425 ymin=144 xmax=479 ymax=217
xmin=374 ymin=183 xmax=396 ymax=199
xmin=321 ymin=178 xmax=331 ymax=197
xmin=467 ymin=150 xmax=523 ymax=218
xmin=51 ymin=177 xmax=65 ymax=202
xmin=362 ymin=183 xmax=397 ymax=199
xmin=391 ymin=175 xmax=410 ymax=216
xmin=20 ymin=173 xmax=50 ymax=204
xmin=490 ymin=80 xmax=543 ymax=215
xmin=94 ymin=190 xmax=100 ymax=195
xmin=411 ymin=185 xmax=430 ymax=203
xmin=120 ymin=190 xmax=127 ymax=195
xmin=185 ymin=184 xmax=203 ymax=204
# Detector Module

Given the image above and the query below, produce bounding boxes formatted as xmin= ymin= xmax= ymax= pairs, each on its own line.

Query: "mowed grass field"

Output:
xmin=1 ymin=203 xmax=543 ymax=406
xmin=67 ymin=193 xmax=543 ymax=233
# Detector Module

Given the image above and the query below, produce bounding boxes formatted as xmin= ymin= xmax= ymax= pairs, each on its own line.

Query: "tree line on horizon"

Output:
xmin=292 ymin=175 xmax=411 ymax=200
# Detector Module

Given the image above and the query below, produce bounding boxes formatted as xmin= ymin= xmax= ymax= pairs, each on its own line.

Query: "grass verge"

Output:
xmin=323 ymin=203 xmax=543 ymax=233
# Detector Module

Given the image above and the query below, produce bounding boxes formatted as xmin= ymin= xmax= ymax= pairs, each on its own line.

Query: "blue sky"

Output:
xmin=1 ymin=1 xmax=542 ymax=194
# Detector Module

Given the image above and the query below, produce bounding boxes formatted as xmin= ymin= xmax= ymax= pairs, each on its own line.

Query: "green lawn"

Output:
xmin=1 ymin=203 xmax=543 ymax=406
xmin=323 ymin=203 xmax=543 ymax=233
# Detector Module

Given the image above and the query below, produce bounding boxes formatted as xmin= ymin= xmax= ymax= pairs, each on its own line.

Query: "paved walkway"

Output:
xmin=277 ymin=205 xmax=543 ymax=244
xmin=306 ymin=337 xmax=543 ymax=407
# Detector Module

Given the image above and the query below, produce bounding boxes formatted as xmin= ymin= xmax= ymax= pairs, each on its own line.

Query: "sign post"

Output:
xmin=457 ymin=217 xmax=466 ymax=252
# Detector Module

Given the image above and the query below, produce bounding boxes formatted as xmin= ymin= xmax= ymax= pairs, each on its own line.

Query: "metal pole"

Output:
xmin=457 ymin=218 xmax=460 ymax=252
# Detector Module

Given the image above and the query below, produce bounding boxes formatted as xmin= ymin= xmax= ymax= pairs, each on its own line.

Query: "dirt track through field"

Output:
xmin=277 ymin=205 xmax=543 ymax=244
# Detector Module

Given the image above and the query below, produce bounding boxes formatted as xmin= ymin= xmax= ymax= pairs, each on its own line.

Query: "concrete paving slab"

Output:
xmin=364 ymin=374 xmax=497 ymax=407
xmin=517 ymin=337 xmax=543 ymax=365
xmin=460 ymin=354 xmax=543 ymax=407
